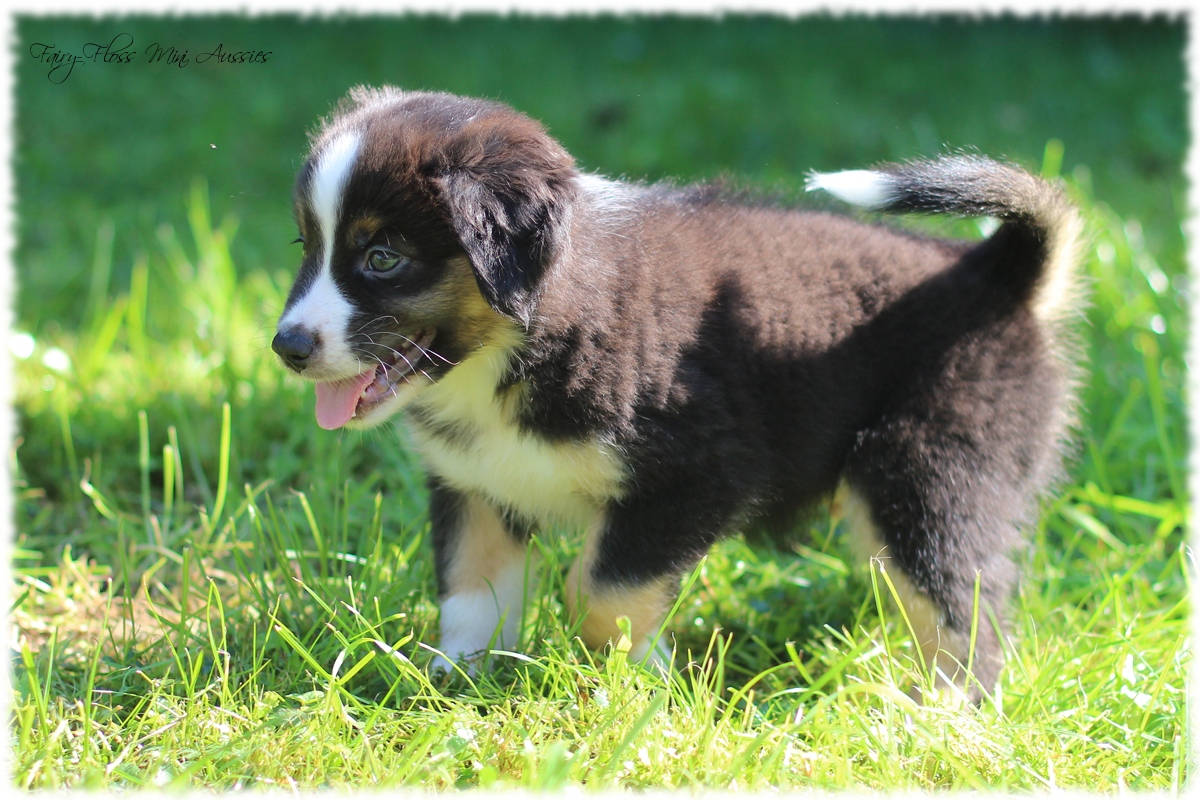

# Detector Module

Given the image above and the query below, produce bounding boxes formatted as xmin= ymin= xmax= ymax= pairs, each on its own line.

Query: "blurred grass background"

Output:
xmin=10 ymin=13 xmax=1190 ymax=791
xmin=17 ymin=15 xmax=1185 ymax=325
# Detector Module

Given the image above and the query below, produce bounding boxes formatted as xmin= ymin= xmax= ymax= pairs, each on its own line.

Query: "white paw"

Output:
xmin=438 ymin=592 xmax=520 ymax=660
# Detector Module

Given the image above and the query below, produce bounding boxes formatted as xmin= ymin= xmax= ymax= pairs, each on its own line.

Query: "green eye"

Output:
xmin=366 ymin=247 xmax=404 ymax=274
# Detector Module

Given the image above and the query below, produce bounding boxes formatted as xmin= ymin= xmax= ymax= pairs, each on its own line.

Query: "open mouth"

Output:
xmin=313 ymin=329 xmax=436 ymax=430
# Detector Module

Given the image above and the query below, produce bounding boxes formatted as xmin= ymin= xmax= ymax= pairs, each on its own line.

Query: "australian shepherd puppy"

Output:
xmin=272 ymin=87 xmax=1085 ymax=697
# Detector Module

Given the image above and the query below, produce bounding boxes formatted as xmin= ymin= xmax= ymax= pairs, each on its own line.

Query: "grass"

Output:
xmin=10 ymin=14 xmax=1190 ymax=792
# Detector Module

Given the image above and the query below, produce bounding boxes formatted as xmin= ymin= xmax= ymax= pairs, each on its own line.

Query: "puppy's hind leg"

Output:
xmin=839 ymin=483 xmax=994 ymax=700
xmin=841 ymin=349 xmax=1065 ymax=700
xmin=428 ymin=478 xmax=536 ymax=673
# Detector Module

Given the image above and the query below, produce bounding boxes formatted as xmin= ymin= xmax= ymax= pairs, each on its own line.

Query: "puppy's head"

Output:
xmin=272 ymin=88 xmax=578 ymax=430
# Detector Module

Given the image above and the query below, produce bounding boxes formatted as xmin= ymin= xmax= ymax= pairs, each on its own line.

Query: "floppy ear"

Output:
xmin=434 ymin=123 xmax=578 ymax=326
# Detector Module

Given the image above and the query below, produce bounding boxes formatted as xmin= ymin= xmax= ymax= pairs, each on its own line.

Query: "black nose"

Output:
xmin=272 ymin=328 xmax=316 ymax=371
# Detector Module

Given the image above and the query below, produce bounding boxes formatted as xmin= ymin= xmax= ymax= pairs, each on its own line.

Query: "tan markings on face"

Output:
xmin=347 ymin=215 xmax=385 ymax=247
xmin=565 ymin=517 xmax=672 ymax=659
xmin=839 ymin=484 xmax=971 ymax=688
xmin=377 ymin=254 xmax=506 ymax=344
xmin=441 ymin=255 xmax=510 ymax=345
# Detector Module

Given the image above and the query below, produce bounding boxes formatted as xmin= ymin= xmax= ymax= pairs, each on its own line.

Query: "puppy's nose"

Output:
xmin=272 ymin=327 xmax=316 ymax=371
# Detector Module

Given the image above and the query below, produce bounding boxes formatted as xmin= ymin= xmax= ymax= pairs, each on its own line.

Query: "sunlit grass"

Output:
xmin=9 ymin=137 xmax=1189 ymax=791
xmin=10 ymin=13 xmax=1189 ymax=793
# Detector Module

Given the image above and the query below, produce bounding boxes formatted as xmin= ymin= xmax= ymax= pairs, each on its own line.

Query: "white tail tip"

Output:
xmin=805 ymin=169 xmax=896 ymax=210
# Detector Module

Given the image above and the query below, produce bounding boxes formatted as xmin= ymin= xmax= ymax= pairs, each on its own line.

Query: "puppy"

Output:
xmin=272 ymin=87 xmax=1084 ymax=696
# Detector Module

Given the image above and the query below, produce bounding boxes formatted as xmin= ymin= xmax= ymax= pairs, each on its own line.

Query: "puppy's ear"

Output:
xmin=434 ymin=119 xmax=578 ymax=325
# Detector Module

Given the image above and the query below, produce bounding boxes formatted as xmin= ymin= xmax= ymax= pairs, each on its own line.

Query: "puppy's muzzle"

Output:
xmin=272 ymin=326 xmax=316 ymax=372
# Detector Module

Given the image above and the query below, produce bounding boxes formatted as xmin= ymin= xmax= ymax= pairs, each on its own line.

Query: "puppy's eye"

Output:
xmin=366 ymin=247 xmax=406 ymax=275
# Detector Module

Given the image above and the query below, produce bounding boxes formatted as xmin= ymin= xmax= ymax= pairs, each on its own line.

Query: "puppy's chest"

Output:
xmin=404 ymin=349 xmax=625 ymax=527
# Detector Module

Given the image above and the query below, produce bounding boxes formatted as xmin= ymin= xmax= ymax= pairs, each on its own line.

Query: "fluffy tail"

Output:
xmin=806 ymin=155 xmax=1086 ymax=323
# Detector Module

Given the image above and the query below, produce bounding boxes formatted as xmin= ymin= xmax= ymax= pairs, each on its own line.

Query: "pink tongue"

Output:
xmin=314 ymin=369 xmax=378 ymax=430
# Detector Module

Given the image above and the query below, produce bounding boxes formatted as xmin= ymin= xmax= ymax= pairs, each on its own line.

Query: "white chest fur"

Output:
xmin=404 ymin=341 xmax=625 ymax=528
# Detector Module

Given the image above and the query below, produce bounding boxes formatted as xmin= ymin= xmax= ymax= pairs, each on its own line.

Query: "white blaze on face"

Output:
xmin=278 ymin=131 xmax=363 ymax=376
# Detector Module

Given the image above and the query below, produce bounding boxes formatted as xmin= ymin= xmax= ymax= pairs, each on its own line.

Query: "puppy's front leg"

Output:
xmin=566 ymin=495 xmax=728 ymax=668
xmin=565 ymin=528 xmax=672 ymax=667
xmin=429 ymin=478 xmax=533 ymax=672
